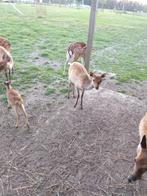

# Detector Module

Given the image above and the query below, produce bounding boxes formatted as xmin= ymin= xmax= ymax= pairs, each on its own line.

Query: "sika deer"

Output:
xmin=4 ymin=81 xmax=29 ymax=129
xmin=128 ymin=113 xmax=147 ymax=182
xmin=0 ymin=46 xmax=14 ymax=80
xmin=64 ymin=42 xmax=87 ymax=73
xmin=0 ymin=36 xmax=11 ymax=51
xmin=68 ymin=62 xmax=106 ymax=109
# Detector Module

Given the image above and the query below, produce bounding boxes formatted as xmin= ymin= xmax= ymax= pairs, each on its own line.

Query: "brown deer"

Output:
xmin=68 ymin=62 xmax=106 ymax=109
xmin=0 ymin=36 xmax=11 ymax=51
xmin=64 ymin=42 xmax=87 ymax=73
xmin=0 ymin=46 xmax=14 ymax=80
xmin=128 ymin=113 xmax=147 ymax=182
xmin=4 ymin=81 xmax=29 ymax=129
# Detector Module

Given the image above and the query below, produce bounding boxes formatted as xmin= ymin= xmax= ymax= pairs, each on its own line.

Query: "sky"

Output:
xmin=117 ymin=0 xmax=147 ymax=5
xmin=136 ymin=0 xmax=147 ymax=5
xmin=128 ymin=0 xmax=147 ymax=5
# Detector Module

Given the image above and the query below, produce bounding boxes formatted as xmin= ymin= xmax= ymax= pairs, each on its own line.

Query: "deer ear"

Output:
xmin=90 ymin=72 xmax=93 ymax=77
xmin=141 ymin=135 xmax=146 ymax=149
xmin=101 ymin=73 xmax=106 ymax=78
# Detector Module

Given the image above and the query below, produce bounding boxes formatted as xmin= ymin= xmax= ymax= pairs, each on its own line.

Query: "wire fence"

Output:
xmin=0 ymin=0 xmax=147 ymax=14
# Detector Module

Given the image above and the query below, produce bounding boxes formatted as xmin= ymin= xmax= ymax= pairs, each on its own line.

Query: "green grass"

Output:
xmin=45 ymin=87 xmax=56 ymax=95
xmin=0 ymin=3 xmax=147 ymax=93
xmin=1 ymin=95 xmax=7 ymax=105
xmin=0 ymin=85 xmax=5 ymax=95
xmin=59 ymin=88 xmax=68 ymax=94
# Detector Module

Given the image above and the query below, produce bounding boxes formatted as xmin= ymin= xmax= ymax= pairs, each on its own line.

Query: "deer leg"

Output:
xmin=7 ymin=100 xmax=11 ymax=109
xmin=68 ymin=82 xmax=72 ymax=99
xmin=20 ymin=104 xmax=30 ymax=129
xmin=63 ymin=52 xmax=69 ymax=74
xmin=65 ymin=51 xmax=70 ymax=65
xmin=8 ymin=68 xmax=11 ymax=80
xmin=74 ymin=88 xmax=80 ymax=108
xmin=12 ymin=67 xmax=14 ymax=74
xmin=80 ymin=89 xmax=85 ymax=110
xmin=14 ymin=106 xmax=19 ymax=128
xmin=63 ymin=64 xmax=68 ymax=75
xmin=5 ymin=70 xmax=8 ymax=80
xmin=72 ymin=83 xmax=76 ymax=98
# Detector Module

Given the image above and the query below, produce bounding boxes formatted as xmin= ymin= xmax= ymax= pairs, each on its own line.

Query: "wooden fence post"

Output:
xmin=85 ymin=0 xmax=98 ymax=70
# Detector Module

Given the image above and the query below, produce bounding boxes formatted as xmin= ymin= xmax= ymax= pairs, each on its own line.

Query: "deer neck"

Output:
xmin=7 ymin=85 xmax=12 ymax=90
xmin=85 ymin=78 xmax=94 ymax=90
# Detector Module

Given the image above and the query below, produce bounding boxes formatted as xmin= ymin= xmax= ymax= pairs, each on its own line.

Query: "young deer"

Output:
xmin=68 ymin=62 xmax=106 ymax=109
xmin=128 ymin=113 xmax=147 ymax=182
xmin=4 ymin=81 xmax=29 ymax=129
xmin=0 ymin=36 xmax=11 ymax=51
xmin=64 ymin=42 xmax=87 ymax=73
xmin=0 ymin=46 xmax=14 ymax=80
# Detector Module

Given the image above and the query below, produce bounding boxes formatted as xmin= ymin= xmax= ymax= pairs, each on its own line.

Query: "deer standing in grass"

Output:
xmin=4 ymin=81 xmax=29 ymax=129
xmin=128 ymin=113 xmax=147 ymax=182
xmin=0 ymin=36 xmax=11 ymax=51
xmin=0 ymin=46 xmax=14 ymax=80
xmin=68 ymin=62 xmax=106 ymax=109
xmin=64 ymin=42 xmax=87 ymax=73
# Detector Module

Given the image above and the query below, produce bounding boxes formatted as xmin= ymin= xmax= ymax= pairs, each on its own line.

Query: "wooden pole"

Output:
xmin=85 ymin=0 xmax=98 ymax=70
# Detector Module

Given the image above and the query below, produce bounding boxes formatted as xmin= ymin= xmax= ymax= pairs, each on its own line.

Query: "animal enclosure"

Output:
xmin=0 ymin=3 xmax=147 ymax=196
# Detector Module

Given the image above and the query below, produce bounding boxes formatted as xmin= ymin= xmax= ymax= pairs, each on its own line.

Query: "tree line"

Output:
xmin=48 ymin=0 xmax=147 ymax=12
xmin=96 ymin=0 xmax=147 ymax=12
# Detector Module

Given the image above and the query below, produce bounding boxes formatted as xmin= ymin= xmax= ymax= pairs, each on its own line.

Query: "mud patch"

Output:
xmin=29 ymin=49 xmax=62 ymax=69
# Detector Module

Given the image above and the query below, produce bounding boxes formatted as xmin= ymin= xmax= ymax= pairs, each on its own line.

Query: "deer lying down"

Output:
xmin=68 ymin=62 xmax=106 ymax=109
xmin=0 ymin=36 xmax=11 ymax=51
xmin=4 ymin=81 xmax=29 ymax=129
xmin=128 ymin=113 xmax=147 ymax=182
xmin=0 ymin=46 xmax=14 ymax=80
xmin=64 ymin=42 xmax=87 ymax=73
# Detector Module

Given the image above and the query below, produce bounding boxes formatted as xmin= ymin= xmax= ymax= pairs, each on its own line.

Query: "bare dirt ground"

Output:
xmin=0 ymin=79 xmax=147 ymax=196
xmin=102 ymin=79 xmax=147 ymax=105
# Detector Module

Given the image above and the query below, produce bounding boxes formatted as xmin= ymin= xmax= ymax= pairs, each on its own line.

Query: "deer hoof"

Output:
xmin=7 ymin=105 xmax=11 ymax=110
xmin=27 ymin=124 xmax=30 ymax=129
xmin=15 ymin=125 xmax=18 ymax=128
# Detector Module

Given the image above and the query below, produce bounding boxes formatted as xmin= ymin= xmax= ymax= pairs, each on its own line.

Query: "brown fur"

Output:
xmin=63 ymin=42 xmax=87 ymax=74
xmin=66 ymin=42 xmax=87 ymax=64
xmin=0 ymin=36 xmax=11 ymax=51
xmin=4 ymin=81 xmax=29 ymax=129
xmin=139 ymin=113 xmax=147 ymax=138
xmin=68 ymin=62 xmax=106 ymax=109
xmin=0 ymin=46 xmax=14 ymax=80
xmin=128 ymin=113 xmax=147 ymax=182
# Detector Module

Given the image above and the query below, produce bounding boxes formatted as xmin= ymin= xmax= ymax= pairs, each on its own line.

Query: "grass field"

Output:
xmin=0 ymin=3 xmax=147 ymax=94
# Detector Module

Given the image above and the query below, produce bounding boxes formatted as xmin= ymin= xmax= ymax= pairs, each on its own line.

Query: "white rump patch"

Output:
xmin=69 ymin=50 xmax=73 ymax=57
